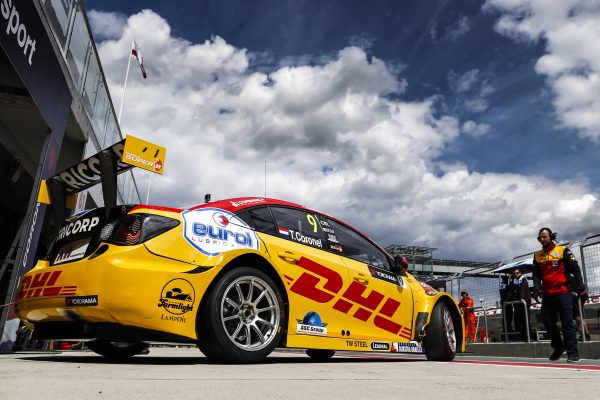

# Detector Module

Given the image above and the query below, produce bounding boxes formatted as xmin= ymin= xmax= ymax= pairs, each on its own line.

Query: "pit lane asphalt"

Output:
xmin=1 ymin=347 xmax=599 ymax=400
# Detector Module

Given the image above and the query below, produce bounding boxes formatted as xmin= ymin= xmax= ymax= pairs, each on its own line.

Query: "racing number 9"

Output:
xmin=307 ymin=214 xmax=318 ymax=233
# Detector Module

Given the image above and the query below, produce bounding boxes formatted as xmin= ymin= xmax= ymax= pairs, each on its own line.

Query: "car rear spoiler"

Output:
xmin=37 ymin=139 xmax=133 ymax=243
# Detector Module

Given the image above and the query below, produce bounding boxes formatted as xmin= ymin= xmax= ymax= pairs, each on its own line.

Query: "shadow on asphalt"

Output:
xmin=18 ymin=353 xmax=426 ymax=366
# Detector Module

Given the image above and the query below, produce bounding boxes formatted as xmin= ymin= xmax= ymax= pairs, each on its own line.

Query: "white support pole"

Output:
xmin=145 ymin=173 xmax=152 ymax=204
xmin=117 ymin=37 xmax=134 ymax=125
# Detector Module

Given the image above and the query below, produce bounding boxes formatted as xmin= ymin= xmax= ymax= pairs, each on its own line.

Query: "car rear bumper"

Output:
xmin=16 ymin=243 xmax=218 ymax=341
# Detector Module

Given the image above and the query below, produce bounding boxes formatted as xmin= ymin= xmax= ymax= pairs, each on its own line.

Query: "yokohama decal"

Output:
xmin=290 ymin=257 xmax=412 ymax=339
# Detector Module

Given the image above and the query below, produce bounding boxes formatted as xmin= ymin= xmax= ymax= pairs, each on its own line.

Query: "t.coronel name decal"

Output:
xmin=182 ymin=208 xmax=259 ymax=256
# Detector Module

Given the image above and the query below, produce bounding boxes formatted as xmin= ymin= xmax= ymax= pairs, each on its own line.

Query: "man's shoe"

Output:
xmin=567 ymin=356 xmax=580 ymax=363
xmin=549 ymin=349 xmax=565 ymax=361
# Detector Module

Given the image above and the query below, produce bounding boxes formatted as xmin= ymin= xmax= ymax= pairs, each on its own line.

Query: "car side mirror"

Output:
xmin=392 ymin=256 xmax=404 ymax=275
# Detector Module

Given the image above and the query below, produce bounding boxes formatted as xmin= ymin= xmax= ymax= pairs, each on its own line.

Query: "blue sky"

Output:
xmin=82 ymin=0 xmax=600 ymax=261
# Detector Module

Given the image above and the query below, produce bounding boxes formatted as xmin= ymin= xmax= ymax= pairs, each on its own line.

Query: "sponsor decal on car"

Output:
xmin=56 ymin=217 xmax=100 ymax=240
xmin=286 ymin=229 xmax=323 ymax=248
xmin=296 ymin=311 xmax=328 ymax=336
xmin=345 ymin=339 xmax=368 ymax=349
xmin=65 ymin=295 xmax=98 ymax=307
xmin=368 ymin=266 xmax=401 ymax=286
xmin=182 ymin=208 xmax=259 ymax=256
xmin=289 ymin=257 xmax=413 ymax=340
xmin=16 ymin=271 xmax=77 ymax=300
xmin=329 ymin=244 xmax=343 ymax=252
xmin=392 ymin=341 xmax=425 ymax=353
xmin=158 ymin=278 xmax=195 ymax=315
xmin=54 ymin=238 xmax=90 ymax=265
xmin=370 ymin=341 xmax=390 ymax=351
xmin=229 ymin=198 xmax=266 ymax=208
xmin=326 ymin=234 xmax=339 ymax=243
xmin=417 ymin=281 xmax=438 ymax=296
xmin=161 ymin=314 xmax=187 ymax=323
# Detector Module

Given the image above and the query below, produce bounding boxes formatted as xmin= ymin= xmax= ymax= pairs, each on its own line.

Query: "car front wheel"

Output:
xmin=423 ymin=302 xmax=457 ymax=361
xmin=197 ymin=267 xmax=286 ymax=363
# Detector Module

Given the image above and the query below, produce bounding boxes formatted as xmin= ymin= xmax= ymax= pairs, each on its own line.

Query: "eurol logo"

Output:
xmin=182 ymin=208 xmax=259 ymax=256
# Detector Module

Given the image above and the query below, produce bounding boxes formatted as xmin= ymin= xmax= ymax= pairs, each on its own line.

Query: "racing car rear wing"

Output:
xmin=37 ymin=139 xmax=131 ymax=221
xmin=36 ymin=135 xmax=166 ymax=247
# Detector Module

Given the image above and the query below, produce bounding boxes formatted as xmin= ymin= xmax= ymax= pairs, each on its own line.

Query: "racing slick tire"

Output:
xmin=87 ymin=341 xmax=149 ymax=359
xmin=423 ymin=302 xmax=457 ymax=361
xmin=305 ymin=349 xmax=335 ymax=361
xmin=197 ymin=267 xmax=286 ymax=363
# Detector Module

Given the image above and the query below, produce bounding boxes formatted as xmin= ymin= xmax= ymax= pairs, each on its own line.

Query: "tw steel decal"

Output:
xmin=17 ymin=271 xmax=77 ymax=300
xmin=290 ymin=257 xmax=413 ymax=340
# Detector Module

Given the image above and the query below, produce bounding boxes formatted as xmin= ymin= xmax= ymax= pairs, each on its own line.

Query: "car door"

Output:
xmin=240 ymin=206 xmax=350 ymax=341
xmin=322 ymin=217 xmax=415 ymax=345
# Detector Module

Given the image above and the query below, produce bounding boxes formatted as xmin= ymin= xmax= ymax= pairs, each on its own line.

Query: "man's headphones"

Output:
xmin=537 ymin=227 xmax=557 ymax=241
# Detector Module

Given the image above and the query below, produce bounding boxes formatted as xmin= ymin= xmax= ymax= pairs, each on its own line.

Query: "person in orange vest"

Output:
xmin=533 ymin=227 xmax=586 ymax=363
xmin=459 ymin=290 xmax=476 ymax=342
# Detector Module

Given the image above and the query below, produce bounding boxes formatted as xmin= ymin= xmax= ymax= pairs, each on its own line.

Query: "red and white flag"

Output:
xmin=131 ymin=39 xmax=147 ymax=78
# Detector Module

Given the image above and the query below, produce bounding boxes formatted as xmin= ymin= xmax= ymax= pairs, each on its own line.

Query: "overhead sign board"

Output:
xmin=122 ymin=134 xmax=166 ymax=175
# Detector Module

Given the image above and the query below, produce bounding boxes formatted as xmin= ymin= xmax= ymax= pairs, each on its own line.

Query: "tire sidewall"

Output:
xmin=424 ymin=302 xmax=456 ymax=361
xmin=201 ymin=267 xmax=286 ymax=363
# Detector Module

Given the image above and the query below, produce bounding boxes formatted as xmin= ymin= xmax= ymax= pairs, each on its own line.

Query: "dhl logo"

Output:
xmin=17 ymin=271 xmax=77 ymax=300
xmin=290 ymin=257 xmax=412 ymax=340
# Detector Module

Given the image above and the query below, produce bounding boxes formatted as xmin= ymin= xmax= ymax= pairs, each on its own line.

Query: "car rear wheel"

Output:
xmin=197 ymin=267 xmax=286 ymax=363
xmin=423 ymin=302 xmax=457 ymax=361
xmin=87 ymin=341 xmax=149 ymax=358
xmin=305 ymin=349 xmax=335 ymax=361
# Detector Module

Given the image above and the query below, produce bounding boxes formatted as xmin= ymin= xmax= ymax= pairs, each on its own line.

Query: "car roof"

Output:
xmin=190 ymin=197 xmax=392 ymax=260
xmin=190 ymin=197 xmax=306 ymax=213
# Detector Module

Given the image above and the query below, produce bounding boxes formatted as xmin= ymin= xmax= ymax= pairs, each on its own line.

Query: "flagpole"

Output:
xmin=145 ymin=173 xmax=152 ymax=204
xmin=117 ymin=37 xmax=134 ymax=125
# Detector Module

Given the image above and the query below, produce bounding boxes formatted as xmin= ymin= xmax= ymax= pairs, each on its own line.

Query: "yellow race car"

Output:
xmin=16 ymin=197 xmax=464 ymax=362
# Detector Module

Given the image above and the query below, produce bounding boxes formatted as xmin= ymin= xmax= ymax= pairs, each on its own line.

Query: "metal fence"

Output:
xmin=439 ymin=235 xmax=600 ymax=342
xmin=580 ymin=234 xmax=600 ymax=296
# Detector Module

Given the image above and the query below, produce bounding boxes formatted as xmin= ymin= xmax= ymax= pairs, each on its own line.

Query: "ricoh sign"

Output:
xmin=1 ymin=0 xmax=37 ymax=66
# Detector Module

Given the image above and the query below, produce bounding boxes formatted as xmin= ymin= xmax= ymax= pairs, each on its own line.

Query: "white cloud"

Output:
xmin=87 ymin=10 xmax=127 ymax=41
xmin=448 ymin=69 xmax=495 ymax=113
xmin=462 ymin=121 xmax=491 ymax=137
xmin=486 ymin=0 xmax=600 ymax=140
xmin=93 ymin=10 xmax=600 ymax=261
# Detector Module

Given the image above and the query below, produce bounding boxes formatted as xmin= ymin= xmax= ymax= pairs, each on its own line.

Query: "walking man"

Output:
xmin=532 ymin=227 xmax=587 ymax=362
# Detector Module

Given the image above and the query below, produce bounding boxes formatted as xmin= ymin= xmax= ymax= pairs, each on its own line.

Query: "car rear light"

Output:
xmin=102 ymin=214 xmax=179 ymax=246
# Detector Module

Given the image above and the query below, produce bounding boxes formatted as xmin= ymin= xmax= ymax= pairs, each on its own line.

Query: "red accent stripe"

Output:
xmin=42 ymin=287 xmax=61 ymax=296
xmin=353 ymin=308 xmax=372 ymax=322
xmin=373 ymin=315 xmax=402 ymax=334
xmin=379 ymin=297 xmax=401 ymax=317
xmin=333 ymin=299 xmax=353 ymax=313
xmin=46 ymin=271 xmax=62 ymax=286
xmin=454 ymin=359 xmax=600 ymax=371
xmin=31 ymin=272 xmax=50 ymax=288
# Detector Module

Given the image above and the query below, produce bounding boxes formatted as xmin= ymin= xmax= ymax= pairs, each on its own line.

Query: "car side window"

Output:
xmin=325 ymin=218 xmax=391 ymax=270
xmin=270 ymin=207 xmax=326 ymax=250
xmin=236 ymin=207 xmax=278 ymax=236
